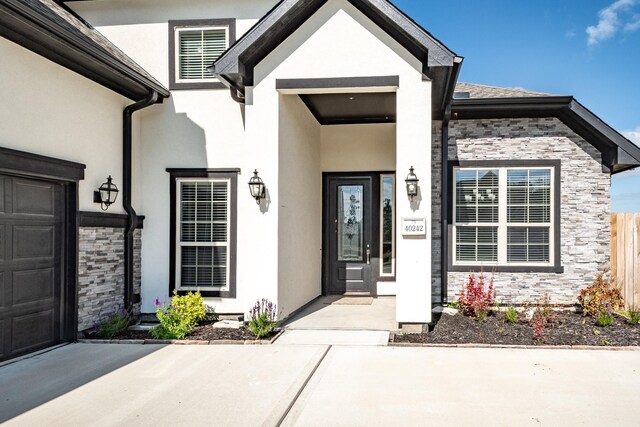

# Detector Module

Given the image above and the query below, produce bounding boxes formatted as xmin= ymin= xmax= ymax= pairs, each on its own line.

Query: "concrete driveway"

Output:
xmin=1 ymin=344 xmax=639 ymax=426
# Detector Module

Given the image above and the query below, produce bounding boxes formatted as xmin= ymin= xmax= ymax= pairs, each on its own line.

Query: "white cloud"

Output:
xmin=586 ymin=0 xmax=638 ymax=46
xmin=625 ymin=15 xmax=640 ymax=31
xmin=623 ymin=126 xmax=640 ymax=145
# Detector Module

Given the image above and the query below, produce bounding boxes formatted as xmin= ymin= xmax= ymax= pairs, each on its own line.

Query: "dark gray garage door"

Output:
xmin=0 ymin=175 xmax=64 ymax=362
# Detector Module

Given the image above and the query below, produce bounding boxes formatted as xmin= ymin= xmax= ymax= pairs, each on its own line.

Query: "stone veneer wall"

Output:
xmin=431 ymin=121 xmax=443 ymax=303
xmin=77 ymin=227 xmax=142 ymax=331
xmin=437 ymin=117 xmax=610 ymax=305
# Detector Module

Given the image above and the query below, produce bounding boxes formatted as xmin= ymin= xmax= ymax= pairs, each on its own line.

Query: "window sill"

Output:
xmin=448 ymin=265 xmax=564 ymax=274
xmin=169 ymin=81 xmax=227 ymax=91
xmin=175 ymin=289 xmax=236 ymax=298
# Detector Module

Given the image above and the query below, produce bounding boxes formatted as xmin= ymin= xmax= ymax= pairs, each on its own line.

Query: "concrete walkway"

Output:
xmin=1 ymin=343 xmax=639 ymax=426
xmin=277 ymin=296 xmax=396 ymax=346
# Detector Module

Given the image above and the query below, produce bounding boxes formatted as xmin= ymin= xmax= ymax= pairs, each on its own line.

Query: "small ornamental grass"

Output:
xmin=596 ymin=309 xmax=614 ymax=327
xmin=458 ymin=271 xmax=496 ymax=320
xmin=247 ymin=299 xmax=278 ymax=338
xmin=151 ymin=291 xmax=206 ymax=340
xmin=627 ymin=307 xmax=640 ymax=325
xmin=95 ymin=309 xmax=131 ymax=338
xmin=505 ymin=306 xmax=519 ymax=324
xmin=577 ymin=270 xmax=624 ymax=317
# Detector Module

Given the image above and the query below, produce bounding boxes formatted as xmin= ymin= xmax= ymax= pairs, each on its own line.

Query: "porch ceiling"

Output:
xmin=300 ymin=92 xmax=396 ymax=125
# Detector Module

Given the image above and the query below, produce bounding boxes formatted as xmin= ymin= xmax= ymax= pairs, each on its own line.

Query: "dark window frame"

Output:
xmin=168 ymin=19 xmax=236 ymax=91
xmin=167 ymin=168 xmax=239 ymax=298
xmin=447 ymin=159 xmax=563 ymax=273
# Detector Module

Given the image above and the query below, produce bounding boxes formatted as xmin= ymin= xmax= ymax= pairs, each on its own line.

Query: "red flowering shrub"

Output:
xmin=531 ymin=295 xmax=557 ymax=343
xmin=458 ymin=271 xmax=496 ymax=320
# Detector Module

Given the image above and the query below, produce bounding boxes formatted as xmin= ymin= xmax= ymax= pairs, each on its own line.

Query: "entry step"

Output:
xmin=274 ymin=330 xmax=389 ymax=346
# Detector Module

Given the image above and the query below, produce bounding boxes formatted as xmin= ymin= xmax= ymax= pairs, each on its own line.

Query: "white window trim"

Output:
xmin=452 ymin=166 xmax=555 ymax=268
xmin=175 ymin=177 xmax=231 ymax=292
xmin=380 ymin=174 xmax=395 ymax=277
xmin=174 ymin=25 xmax=229 ymax=84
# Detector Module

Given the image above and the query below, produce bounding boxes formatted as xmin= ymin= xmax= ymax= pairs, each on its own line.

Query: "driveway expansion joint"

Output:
xmin=275 ymin=345 xmax=332 ymax=427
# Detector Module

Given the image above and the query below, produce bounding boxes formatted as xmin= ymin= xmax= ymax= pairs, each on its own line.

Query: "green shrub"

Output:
xmin=151 ymin=291 xmax=206 ymax=340
xmin=505 ymin=306 xmax=518 ymax=324
xmin=95 ymin=309 xmax=131 ymax=338
xmin=447 ymin=301 xmax=462 ymax=310
xmin=247 ymin=299 xmax=278 ymax=338
xmin=595 ymin=309 xmax=614 ymax=327
xmin=628 ymin=307 xmax=640 ymax=325
xmin=577 ymin=271 xmax=624 ymax=317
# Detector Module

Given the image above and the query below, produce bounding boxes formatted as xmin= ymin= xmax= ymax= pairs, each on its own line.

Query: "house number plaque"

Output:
xmin=402 ymin=218 xmax=426 ymax=236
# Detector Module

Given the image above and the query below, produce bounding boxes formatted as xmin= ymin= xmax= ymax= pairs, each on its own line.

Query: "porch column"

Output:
xmin=395 ymin=78 xmax=432 ymax=326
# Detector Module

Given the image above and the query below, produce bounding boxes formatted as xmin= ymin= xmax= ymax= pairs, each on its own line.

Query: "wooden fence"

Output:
xmin=611 ymin=213 xmax=640 ymax=308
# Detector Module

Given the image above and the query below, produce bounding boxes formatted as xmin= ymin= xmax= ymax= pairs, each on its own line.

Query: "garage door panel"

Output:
xmin=0 ymin=176 xmax=4 ymax=213
xmin=13 ymin=179 xmax=55 ymax=216
xmin=0 ymin=272 xmax=4 ymax=308
xmin=0 ymin=174 xmax=64 ymax=362
xmin=0 ymin=225 xmax=4 ymax=260
xmin=0 ymin=320 xmax=4 ymax=359
xmin=13 ymin=226 xmax=55 ymax=260
xmin=12 ymin=268 xmax=54 ymax=306
xmin=11 ymin=310 xmax=55 ymax=355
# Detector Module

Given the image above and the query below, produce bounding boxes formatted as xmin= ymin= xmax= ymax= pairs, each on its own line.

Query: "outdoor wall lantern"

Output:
xmin=94 ymin=175 xmax=119 ymax=211
xmin=248 ymin=169 xmax=266 ymax=204
xmin=405 ymin=166 xmax=419 ymax=200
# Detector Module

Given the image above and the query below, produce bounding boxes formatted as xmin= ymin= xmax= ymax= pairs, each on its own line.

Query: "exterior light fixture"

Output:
xmin=248 ymin=169 xmax=266 ymax=204
xmin=405 ymin=166 xmax=419 ymax=200
xmin=94 ymin=175 xmax=119 ymax=211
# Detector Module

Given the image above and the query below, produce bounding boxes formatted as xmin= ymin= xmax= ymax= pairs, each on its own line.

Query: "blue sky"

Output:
xmin=393 ymin=0 xmax=640 ymax=212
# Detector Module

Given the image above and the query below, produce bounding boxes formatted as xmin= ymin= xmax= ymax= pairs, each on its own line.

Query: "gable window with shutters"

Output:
xmin=168 ymin=19 xmax=236 ymax=90
xmin=449 ymin=160 xmax=563 ymax=273
xmin=168 ymin=169 xmax=238 ymax=297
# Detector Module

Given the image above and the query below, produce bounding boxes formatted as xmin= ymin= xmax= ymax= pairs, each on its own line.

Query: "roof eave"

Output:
xmin=0 ymin=0 xmax=169 ymax=101
xmin=451 ymin=96 xmax=640 ymax=174
xmin=210 ymin=0 xmax=457 ymax=94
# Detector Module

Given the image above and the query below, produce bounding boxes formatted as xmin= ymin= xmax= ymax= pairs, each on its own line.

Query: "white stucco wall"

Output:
xmin=71 ymin=0 xmax=277 ymax=90
xmin=72 ymin=0 xmax=281 ymax=314
xmin=320 ymin=124 xmax=396 ymax=172
xmin=253 ymin=0 xmax=432 ymax=323
xmin=0 ymin=37 xmax=131 ymax=213
xmin=278 ymin=95 xmax=322 ymax=317
xmin=73 ymin=0 xmax=434 ymax=323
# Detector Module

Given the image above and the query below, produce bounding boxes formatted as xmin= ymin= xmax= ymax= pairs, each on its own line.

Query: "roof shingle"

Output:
xmin=455 ymin=82 xmax=554 ymax=98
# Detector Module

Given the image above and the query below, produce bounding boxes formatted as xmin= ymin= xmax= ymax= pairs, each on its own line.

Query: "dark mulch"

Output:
xmin=394 ymin=311 xmax=640 ymax=347
xmin=89 ymin=319 xmax=276 ymax=342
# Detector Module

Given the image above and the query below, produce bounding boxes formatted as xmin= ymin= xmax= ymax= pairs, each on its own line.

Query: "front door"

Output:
xmin=324 ymin=176 xmax=373 ymax=294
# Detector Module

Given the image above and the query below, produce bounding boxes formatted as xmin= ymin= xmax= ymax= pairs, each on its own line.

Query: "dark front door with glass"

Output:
xmin=324 ymin=176 xmax=373 ymax=295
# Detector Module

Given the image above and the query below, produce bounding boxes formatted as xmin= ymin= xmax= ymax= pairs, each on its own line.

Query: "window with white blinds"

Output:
xmin=453 ymin=167 xmax=554 ymax=266
xmin=176 ymin=26 xmax=228 ymax=82
xmin=177 ymin=179 xmax=230 ymax=290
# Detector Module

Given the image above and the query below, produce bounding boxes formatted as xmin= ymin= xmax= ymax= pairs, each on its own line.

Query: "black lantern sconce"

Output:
xmin=248 ymin=170 xmax=266 ymax=204
xmin=94 ymin=175 xmax=119 ymax=211
xmin=405 ymin=166 xmax=419 ymax=201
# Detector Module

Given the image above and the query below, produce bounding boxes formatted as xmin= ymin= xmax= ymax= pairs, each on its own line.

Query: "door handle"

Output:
xmin=366 ymin=244 xmax=370 ymax=265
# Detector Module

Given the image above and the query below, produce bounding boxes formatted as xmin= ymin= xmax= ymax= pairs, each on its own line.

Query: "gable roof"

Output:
xmin=210 ymin=0 xmax=462 ymax=117
xmin=451 ymin=83 xmax=640 ymax=174
xmin=0 ymin=0 xmax=169 ymax=101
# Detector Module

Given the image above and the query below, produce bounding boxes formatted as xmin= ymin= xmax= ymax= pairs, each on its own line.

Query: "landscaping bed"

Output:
xmin=86 ymin=318 xmax=279 ymax=343
xmin=393 ymin=311 xmax=640 ymax=347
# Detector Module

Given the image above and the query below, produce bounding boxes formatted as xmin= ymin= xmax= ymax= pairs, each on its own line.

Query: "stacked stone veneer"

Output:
xmin=431 ymin=117 xmax=610 ymax=305
xmin=77 ymin=227 xmax=142 ymax=331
